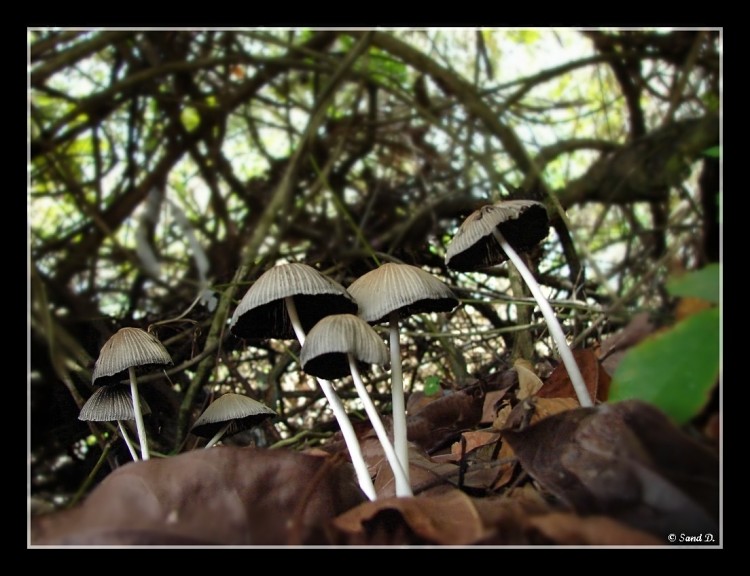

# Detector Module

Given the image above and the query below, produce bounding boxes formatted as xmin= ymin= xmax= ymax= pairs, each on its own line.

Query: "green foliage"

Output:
xmin=424 ymin=375 xmax=442 ymax=396
xmin=180 ymin=106 xmax=201 ymax=132
xmin=666 ymin=263 xmax=720 ymax=304
xmin=703 ymin=145 xmax=721 ymax=158
xmin=609 ymin=265 xmax=721 ymax=424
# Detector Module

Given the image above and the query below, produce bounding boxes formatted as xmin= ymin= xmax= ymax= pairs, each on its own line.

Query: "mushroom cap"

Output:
xmin=78 ymin=384 xmax=152 ymax=422
xmin=190 ymin=393 xmax=277 ymax=439
xmin=92 ymin=327 xmax=173 ymax=386
xmin=229 ymin=263 xmax=357 ymax=340
xmin=347 ymin=263 xmax=458 ymax=325
xmin=301 ymin=314 xmax=389 ymax=380
xmin=445 ymin=199 xmax=550 ymax=271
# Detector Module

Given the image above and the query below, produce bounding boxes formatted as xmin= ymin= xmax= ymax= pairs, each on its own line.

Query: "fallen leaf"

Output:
xmin=514 ymin=358 xmax=544 ymax=399
xmin=526 ymin=512 xmax=663 ymax=545
xmin=407 ymin=383 xmax=484 ymax=454
xmin=481 ymin=389 xmax=509 ymax=424
xmin=449 ymin=430 xmax=501 ymax=461
xmin=31 ymin=446 xmax=365 ymax=546
xmin=330 ymin=489 xmax=484 ymax=545
xmin=539 ymin=348 xmax=609 ymax=402
xmin=373 ymin=446 xmax=457 ymax=498
xmin=492 ymin=403 xmax=513 ymax=430
xmin=502 ymin=400 xmax=719 ymax=540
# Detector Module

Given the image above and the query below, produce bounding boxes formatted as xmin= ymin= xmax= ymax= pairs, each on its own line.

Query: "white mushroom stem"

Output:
xmin=117 ymin=421 xmax=140 ymax=461
xmin=204 ymin=422 xmax=232 ymax=449
xmin=347 ymin=354 xmax=412 ymax=496
xmin=128 ymin=366 xmax=151 ymax=459
xmin=284 ymin=297 xmax=378 ymax=501
xmin=491 ymin=229 xmax=594 ymax=407
xmin=388 ymin=311 xmax=412 ymax=497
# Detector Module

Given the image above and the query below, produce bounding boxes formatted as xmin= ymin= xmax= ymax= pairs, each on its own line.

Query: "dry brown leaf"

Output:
xmin=331 ymin=489 xmax=484 ymax=545
xmin=492 ymin=404 xmax=513 ymax=430
xmin=532 ymin=397 xmax=581 ymax=421
xmin=449 ymin=430 xmax=501 ymax=461
xmin=539 ymin=348 xmax=610 ymax=402
xmin=502 ymin=400 xmax=719 ymax=540
xmin=470 ymin=486 xmax=550 ymax=545
xmin=514 ymin=358 xmax=543 ymax=399
xmin=491 ymin=440 xmax=519 ymax=491
xmin=31 ymin=446 xmax=365 ymax=546
xmin=481 ymin=389 xmax=509 ymax=424
xmin=526 ymin=512 xmax=663 ymax=545
xmin=406 ymin=389 xmax=444 ymax=414
xmin=674 ymin=296 xmax=713 ymax=322
xmin=373 ymin=446 xmax=459 ymax=498
xmin=407 ymin=383 xmax=484 ymax=453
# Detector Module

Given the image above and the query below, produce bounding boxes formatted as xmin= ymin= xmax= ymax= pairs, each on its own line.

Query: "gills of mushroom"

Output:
xmin=445 ymin=199 xmax=593 ymax=407
xmin=229 ymin=262 xmax=377 ymax=501
xmin=79 ymin=384 xmax=153 ymax=461
xmin=92 ymin=327 xmax=173 ymax=460
xmin=300 ymin=313 xmax=411 ymax=496
xmin=347 ymin=263 xmax=459 ymax=497
xmin=191 ymin=393 xmax=277 ymax=448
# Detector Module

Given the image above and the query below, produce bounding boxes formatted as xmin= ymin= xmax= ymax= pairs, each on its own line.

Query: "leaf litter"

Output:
xmin=30 ymin=347 xmax=720 ymax=546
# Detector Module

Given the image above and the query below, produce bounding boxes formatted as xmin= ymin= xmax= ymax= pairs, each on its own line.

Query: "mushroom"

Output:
xmin=78 ymin=384 xmax=152 ymax=461
xmin=190 ymin=392 xmax=277 ymax=448
xmin=92 ymin=327 xmax=173 ymax=460
xmin=347 ymin=263 xmax=459 ymax=497
xmin=300 ymin=314 xmax=411 ymax=495
xmin=229 ymin=262 xmax=377 ymax=501
xmin=444 ymin=199 xmax=593 ymax=407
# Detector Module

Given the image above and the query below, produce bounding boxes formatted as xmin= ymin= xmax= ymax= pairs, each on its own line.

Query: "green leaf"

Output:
xmin=703 ymin=145 xmax=720 ymax=158
xmin=180 ymin=106 xmax=201 ymax=132
xmin=609 ymin=307 xmax=720 ymax=424
xmin=666 ymin=263 xmax=720 ymax=304
xmin=424 ymin=375 xmax=441 ymax=396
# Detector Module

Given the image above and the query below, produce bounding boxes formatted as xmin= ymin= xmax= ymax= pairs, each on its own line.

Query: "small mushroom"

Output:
xmin=191 ymin=393 xmax=277 ymax=449
xmin=229 ymin=263 xmax=377 ymax=501
xmin=445 ymin=199 xmax=593 ymax=407
xmin=347 ymin=263 xmax=459 ymax=497
xmin=230 ymin=262 xmax=357 ymax=340
xmin=300 ymin=314 xmax=411 ymax=495
xmin=92 ymin=327 xmax=173 ymax=460
xmin=79 ymin=384 xmax=152 ymax=461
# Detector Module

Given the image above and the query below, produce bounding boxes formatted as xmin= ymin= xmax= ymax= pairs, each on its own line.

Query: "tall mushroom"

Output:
xmin=79 ymin=384 xmax=152 ymax=461
xmin=92 ymin=327 xmax=173 ymax=460
xmin=191 ymin=392 xmax=277 ymax=449
xmin=444 ymin=199 xmax=593 ymax=407
xmin=347 ymin=263 xmax=459 ymax=497
xmin=300 ymin=313 xmax=411 ymax=495
xmin=229 ymin=262 xmax=377 ymax=501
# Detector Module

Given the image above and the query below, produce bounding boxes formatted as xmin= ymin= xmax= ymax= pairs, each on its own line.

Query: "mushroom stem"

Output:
xmin=204 ymin=422 xmax=232 ymax=449
xmin=117 ymin=420 xmax=140 ymax=461
xmin=128 ymin=366 xmax=151 ymax=460
xmin=388 ymin=310 xmax=412 ymax=497
xmin=347 ymin=353 xmax=412 ymax=496
xmin=284 ymin=297 xmax=378 ymax=501
xmin=491 ymin=229 xmax=594 ymax=407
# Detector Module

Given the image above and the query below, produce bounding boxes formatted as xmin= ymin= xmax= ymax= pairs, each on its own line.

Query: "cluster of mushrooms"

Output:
xmin=79 ymin=199 xmax=593 ymax=501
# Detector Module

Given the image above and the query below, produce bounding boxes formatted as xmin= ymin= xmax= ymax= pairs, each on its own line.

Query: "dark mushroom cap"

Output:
xmin=79 ymin=384 xmax=152 ymax=422
xmin=300 ymin=314 xmax=389 ymax=380
xmin=92 ymin=327 xmax=173 ymax=386
xmin=445 ymin=200 xmax=550 ymax=271
xmin=190 ymin=393 xmax=277 ymax=439
xmin=347 ymin=263 xmax=458 ymax=325
xmin=230 ymin=263 xmax=357 ymax=340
